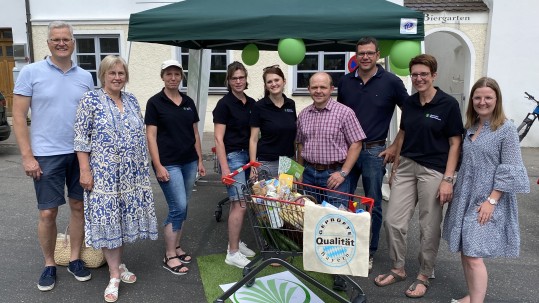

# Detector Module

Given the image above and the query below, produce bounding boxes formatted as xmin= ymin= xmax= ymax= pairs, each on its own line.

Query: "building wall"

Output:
xmin=0 ymin=0 xmax=27 ymax=43
xmin=484 ymin=0 xmax=539 ymax=146
xmin=24 ymin=0 xmax=539 ymax=146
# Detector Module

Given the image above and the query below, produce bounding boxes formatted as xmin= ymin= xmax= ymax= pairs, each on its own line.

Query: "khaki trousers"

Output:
xmin=384 ymin=156 xmax=443 ymax=277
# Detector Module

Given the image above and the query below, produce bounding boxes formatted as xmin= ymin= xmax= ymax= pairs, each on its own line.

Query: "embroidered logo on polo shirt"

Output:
xmin=182 ymin=107 xmax=192 ymax=111
xmin=284 ymin=109 xmax=294 ymax=113
xmin=425 ymin=113 xmax=441 ymax=121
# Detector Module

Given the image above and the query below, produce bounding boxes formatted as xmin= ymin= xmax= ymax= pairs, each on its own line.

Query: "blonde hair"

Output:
xmin=465 ymin=77 xmax=506 ymax=131
xmin=98 ymin=55 xmax=129 ymax=86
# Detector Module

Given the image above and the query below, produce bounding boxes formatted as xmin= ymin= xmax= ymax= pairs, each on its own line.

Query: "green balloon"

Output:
xmin=389 ymin=40 xmax=421 ymax=69
xmin=278 ymin=38 xmax=306 ymax=65
xmin=241 ymin=43 xmax=259 ymax=66
xmin=378 ymin=40 xmax=395 ymax=58
xmin=389 ymin=60 xmax=410 ymax=76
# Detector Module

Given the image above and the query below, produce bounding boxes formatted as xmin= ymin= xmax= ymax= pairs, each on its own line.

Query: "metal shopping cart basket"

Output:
xmin=216 ymin=161 xmax=374 ymax=303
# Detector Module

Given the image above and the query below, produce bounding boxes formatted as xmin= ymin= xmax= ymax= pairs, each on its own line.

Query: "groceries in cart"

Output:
xmin=217 ymin=161 xmax=373 ymax=302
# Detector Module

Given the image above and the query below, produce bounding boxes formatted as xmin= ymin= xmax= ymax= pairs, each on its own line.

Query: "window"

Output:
xmin=74 ymin=35 xmax=121 ymax=87
xmin=176 ymin=48 xmax=230 ymax=92
xmin=294 ymin=52 xmax=349 ymax=93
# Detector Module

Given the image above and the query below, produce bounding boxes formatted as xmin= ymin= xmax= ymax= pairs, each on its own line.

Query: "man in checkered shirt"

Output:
xmin=296 ymin=72 xmax=365 ymax=203
xmin=296 ymin=72 xmax=366 ymax=291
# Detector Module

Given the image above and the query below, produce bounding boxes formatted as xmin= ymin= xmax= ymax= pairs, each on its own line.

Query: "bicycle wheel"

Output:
xmin=517 ymin=120 xmax=532 ymax=142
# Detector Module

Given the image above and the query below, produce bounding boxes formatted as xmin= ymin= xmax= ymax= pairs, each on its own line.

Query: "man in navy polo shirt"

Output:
xmin=337 ymin=37 xmax=409 ymax=274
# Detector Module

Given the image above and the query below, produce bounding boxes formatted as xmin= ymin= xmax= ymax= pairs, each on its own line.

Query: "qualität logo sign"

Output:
xmin=314 ymin=214 xmax=357 ymax=267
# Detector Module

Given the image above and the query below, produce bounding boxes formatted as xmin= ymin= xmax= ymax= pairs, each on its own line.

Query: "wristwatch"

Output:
xmin=487 ymin=197 xmax=498 ymax=205
xmin=442 ymin=176 xmax=454 ymax=184
xmin=339 ymin=170 xmax=347 ymax=178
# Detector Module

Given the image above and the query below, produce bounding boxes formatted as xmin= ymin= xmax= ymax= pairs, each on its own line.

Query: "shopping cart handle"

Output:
xmin=222 ymin=161 xmax=261 ymax=185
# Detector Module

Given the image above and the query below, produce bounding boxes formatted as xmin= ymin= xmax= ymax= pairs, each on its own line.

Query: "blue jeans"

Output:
xmin=225 ymin=150 xmax=250 ymax=201
xmin=302 ymin=165 xmax=350 ymax=208
xmin=157 ymin=160 xmax=198 ymax=232
xmin=258 ymin=160 xmax=279 ymax=178
xmin=348 ymin=145 xmax=386 ymax=256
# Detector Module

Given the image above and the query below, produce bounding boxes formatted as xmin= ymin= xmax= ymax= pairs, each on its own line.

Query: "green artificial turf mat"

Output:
xmin=197 ymin=253 xmax=347 ymax=303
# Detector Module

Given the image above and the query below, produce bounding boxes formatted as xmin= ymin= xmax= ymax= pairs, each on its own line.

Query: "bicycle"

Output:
xmin=517 ymin=92 xmax=539 ymax=142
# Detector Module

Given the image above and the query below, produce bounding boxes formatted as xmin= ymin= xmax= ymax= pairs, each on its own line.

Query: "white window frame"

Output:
xmin=175 ymin=47 xmax=231 ymax=93
xmin=293 ymin=51 xmax=351 ymax=94
xmin=72 ymin=30 xmax=123 ymax=88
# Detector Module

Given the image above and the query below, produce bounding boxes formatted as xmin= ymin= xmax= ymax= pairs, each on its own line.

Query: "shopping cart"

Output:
xmin=212 ymin=146 xmax=232 ymax=222
xmin=216 ymin=162 xmax=374 ymax=303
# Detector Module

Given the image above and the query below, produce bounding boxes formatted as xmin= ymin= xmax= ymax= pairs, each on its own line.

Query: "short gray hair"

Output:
xmin=48 ymin=21 xmax=74 ymax=39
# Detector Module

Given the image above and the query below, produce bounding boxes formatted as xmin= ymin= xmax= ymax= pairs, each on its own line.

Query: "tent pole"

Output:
xmin=187 ymin=49 xmax=211 ymax=142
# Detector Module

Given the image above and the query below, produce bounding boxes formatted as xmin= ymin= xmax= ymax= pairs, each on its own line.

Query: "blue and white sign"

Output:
xmin=400 ymin=18 xmax=418 ymax=34
xmin=314 ymin=214 xmax=357 ymax=268
xmin=303 ymin=204 xmax=371 ymax=277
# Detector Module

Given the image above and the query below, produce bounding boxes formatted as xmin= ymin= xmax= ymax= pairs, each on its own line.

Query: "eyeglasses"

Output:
xmin=107 ymin=71 xmax=126 ymax=78
xmin=48 ymin=38 xmax=73 ymax=45
xmin=263 ymin=64 xmax=280 ymax=71
xmin=410 ymin=72 xmax=431 ymax=79
xmin=357 ymin=51 xmax=378 ymax=58
xmin=229 ymin=76 xmax=246 ymax=82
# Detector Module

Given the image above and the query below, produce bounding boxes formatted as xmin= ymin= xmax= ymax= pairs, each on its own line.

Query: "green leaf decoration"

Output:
xmin=234 ymin=278 xmax=312 ymax=303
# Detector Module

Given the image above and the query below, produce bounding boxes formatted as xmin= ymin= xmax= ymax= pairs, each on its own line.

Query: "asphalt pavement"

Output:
xmin=1 ymin=131 xmax=538 ymax=303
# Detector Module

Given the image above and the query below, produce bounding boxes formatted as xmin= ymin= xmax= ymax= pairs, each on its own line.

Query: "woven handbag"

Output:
xmin=54 ymin=226 xmax=106 ymax=268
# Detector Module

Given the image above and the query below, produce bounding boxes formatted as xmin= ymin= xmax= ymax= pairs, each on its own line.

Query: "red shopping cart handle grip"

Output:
xmin=222 ymin=161 xmax=261 ymax=185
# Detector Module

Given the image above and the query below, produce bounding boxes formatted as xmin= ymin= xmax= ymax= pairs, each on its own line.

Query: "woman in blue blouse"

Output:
xmin=443 ymin=77 xmax=530 ymax=303
xmin=75 ymin=55 xmax=158 ymax=303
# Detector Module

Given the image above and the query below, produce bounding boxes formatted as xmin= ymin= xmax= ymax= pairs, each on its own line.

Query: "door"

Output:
xmin=0 ymin=28 xmax=15 ymax=116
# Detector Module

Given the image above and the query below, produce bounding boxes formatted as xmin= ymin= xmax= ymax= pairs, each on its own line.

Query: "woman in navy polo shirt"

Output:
xmin=213 ymin=61 xmax=257 ymax=269
xmin=374 ymin=54 xmax=463 ymax=298
xmin=145 ymin=60 xmax=206 ymax=275
xmin=249 ymin=65 xmax=297 ymax=177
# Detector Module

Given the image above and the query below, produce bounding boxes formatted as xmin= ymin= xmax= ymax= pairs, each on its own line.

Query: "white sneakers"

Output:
xmin=225 ymin=241 xmax=256 ymax=268
xmin=227 ymin=241 xmax=256 ymax=257
xmin=225 ymin=252 xmax=251 ymax=269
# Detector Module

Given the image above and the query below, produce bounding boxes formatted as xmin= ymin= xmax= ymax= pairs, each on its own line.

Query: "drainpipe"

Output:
xmin=24 ymin=0 xmax=34 ymax=62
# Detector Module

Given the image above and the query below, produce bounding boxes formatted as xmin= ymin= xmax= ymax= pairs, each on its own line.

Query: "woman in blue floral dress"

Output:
xmin=74 ymin=55 xmax=158 ymax=303
xmin=443 ymin=77 xmax=530 ymax=303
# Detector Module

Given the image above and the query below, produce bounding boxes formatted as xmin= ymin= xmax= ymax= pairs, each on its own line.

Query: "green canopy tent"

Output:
xmin=128 ymin=0 xmax=424 ymax=51
xmin=127 ymin=0 xmax=424 ymax=136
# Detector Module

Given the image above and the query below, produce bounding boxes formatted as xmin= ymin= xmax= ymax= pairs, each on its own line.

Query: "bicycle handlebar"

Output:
xmin=525 ymin=92 xmax=538 ymax=102
xmin=221 ymin=161 xmax=261 ymax=185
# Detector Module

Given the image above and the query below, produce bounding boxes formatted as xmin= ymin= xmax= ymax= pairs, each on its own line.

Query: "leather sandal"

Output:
xmin=163 ymin=255 xmax=189 ymax=275
xmin=374 ymin=271 xmax=407 ymax=287
xmin=405 ymin=279 xmax=430 ymax=298
xmin=175 ymin=246 xmax=192 ymax=264
xmin=119 ymin=264 xmax=136 ymax=283
xmin=104 ymin=278 xmax=121 ymax=303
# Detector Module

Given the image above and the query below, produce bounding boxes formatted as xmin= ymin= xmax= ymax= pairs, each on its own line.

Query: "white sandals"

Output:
xmin=104 ymin=264 xmax=136 ymax=302
xmin=104 ymin=278 xmax=121 ymax=303
xmin=119 ymin=264 xmax=137 ymax=283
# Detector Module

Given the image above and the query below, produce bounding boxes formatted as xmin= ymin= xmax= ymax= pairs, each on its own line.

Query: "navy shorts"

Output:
xmin=33 ymin=153 xmax=84 ymax=210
